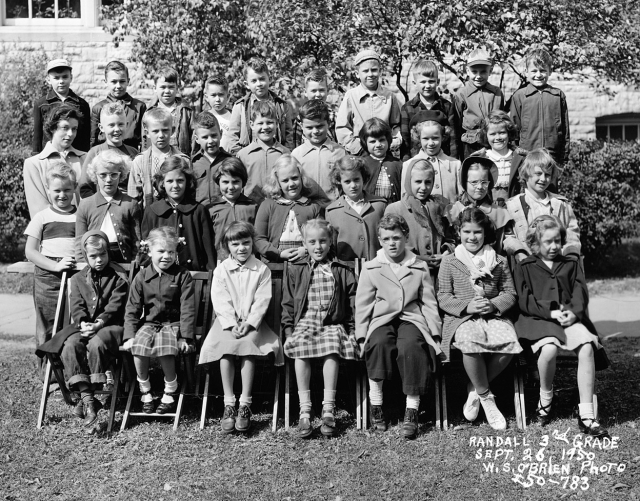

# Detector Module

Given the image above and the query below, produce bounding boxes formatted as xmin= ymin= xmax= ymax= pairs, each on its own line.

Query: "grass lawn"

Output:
xmin=1 ymin=332 xmax=639 ymax=500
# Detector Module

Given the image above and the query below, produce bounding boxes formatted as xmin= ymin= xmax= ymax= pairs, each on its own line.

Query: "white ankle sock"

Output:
xmin=406 ymin=394 xmax=420 ymax=410
xmin=322 ymin=389 xmax=336 ymax=409
xmin=298 ymin=390 xmax=312 ymax=412
xmin=369 ymin=379 xmax=383 ymax=406
xmin=539 ymin=387 xmax=554 ymax=415
xmin=239 ymin=395 xmax=252 ymax=408
xmin=137 ymin=376 xmax=151 ymax=393
xmin=578 ymin=403 xmax=595 ymax=421
xmin=164 ymin=376 xmax=178 ymax=394
xmin=223 ymin=395 xmax=236 ymax=407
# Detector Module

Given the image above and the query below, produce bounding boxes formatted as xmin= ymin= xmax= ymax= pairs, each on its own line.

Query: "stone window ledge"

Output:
xmin=0 ymin=26 xmax=112 ymax=42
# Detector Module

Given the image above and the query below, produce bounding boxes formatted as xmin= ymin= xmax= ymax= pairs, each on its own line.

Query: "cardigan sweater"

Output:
xmin=362 ymin=153 xmax=402 ymax=204
xmin=281 ymin=259 xmax=357 ymax=339
xmin=437 ymin=253 xmax=517 ymax=362
xmin=75 ymin=190 xmax=142 ymax=263
xmin=400 ymin=149 xmax=461 ymax=203
xmin=325 ymin=194 xmax=387 ymax=261
xmin=355 ymin=254 xmax=442 ymax=356
xmin=254 ymin=198 xmax=322 ymax=262
xmin=78 ymin=142 xmax=138 ymax=198
xmin=123 ymin=263 xmax=195 ymax=340
xmin=142 ymin=198 xmax=216 ymax=271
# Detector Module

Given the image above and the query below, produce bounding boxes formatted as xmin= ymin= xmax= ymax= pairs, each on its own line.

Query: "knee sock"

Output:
xmin=298 ymin=390 xmax=312 ymax=414
xmin=578 ymin=403 xmax=595 ymax=421
xmin=406 ymin=394 xmax=420 ymax=410
xmin=223 ymin=395 xmax=237 ymax=408
xmin=369 ymin=379 xmax=384 ymax=406
xmin=160 ymin=377 xmax=178 ymax=404
xmin=105 ymin=370 xmax=114 ymax=385
xmin=538 ymin=387 xmax=554 ymax=415
xmin=138 ymin=377 xmax=152 ymax=403
xmin=239 ymin=395 xmax=252 ymax=408
xmin=322 ymin=389 xmax=336 ymax=410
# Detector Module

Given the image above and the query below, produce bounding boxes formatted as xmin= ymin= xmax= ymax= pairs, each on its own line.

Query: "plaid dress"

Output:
xmin=284 ymin=263 xmax=359 ymax=360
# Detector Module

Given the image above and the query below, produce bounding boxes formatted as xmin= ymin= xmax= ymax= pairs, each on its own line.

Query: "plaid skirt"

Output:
xmin=130 ymin=323 xmax=179 ymax=357
xmin=453 ymin=317 xmax=522 ymax=355
xmin=278 ymin=240 xmax=303 ymax=251
xmin=284 ymin=268 xmax=359 ymax=360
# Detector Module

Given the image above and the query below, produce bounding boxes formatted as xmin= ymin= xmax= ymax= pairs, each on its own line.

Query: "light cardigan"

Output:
xmin=212 ymin=255 xmax=272 ymax=331
xmin=400 ymin=149 xmax=461 ymax=203
xmin=23 ymin=142 xmax=86 ymax=218
xmin=355 ymin=250 xmax=442 ymax=358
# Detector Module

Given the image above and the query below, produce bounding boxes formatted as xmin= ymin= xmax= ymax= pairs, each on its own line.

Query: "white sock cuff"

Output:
xmin=137 ymin=377 xmax=151 ymax=393
xmin=578 ymin=402 xmax=595 ymax=420
xmin=406 ymin=394 xmax=420 ymax=410
xmin=368 ymin=379 xmax=384 ymax=406
xmin=239 ymin=395 xmax=252 ymax=407
xmin=164 ymin=376 xmax=178 ymax=394
xmin=223 ymin=395 xmax=237 ymax=407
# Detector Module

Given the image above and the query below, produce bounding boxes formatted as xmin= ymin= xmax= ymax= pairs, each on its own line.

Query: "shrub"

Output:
xmin=0 ymin=47 xmax=49 ymax=261
xmin=560 ymin=140 xmax=640 ymax=267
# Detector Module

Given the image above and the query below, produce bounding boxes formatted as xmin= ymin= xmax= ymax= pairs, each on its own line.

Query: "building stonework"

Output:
xmin=2 ymin=35 xmax=639 ymax=140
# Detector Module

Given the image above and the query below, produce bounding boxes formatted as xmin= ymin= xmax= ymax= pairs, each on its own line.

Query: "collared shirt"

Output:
xmin=454 ymin=81 xmax=504 ymax=142
xmin=280 ymin=209 xmax=303 ymax=242
xmin=486 ymin=149 xmax=513 ymax=187
xmin=335 ymin=84 xmax=402 ymax=155
xmin=238 ymin=138 xmax=290 ymax=204
xmin=524 ymin=188 xmax=552 ymax=220
xmin=23 ymin=142 xmax=86 ymax=218
xmin=128 ymin=145 xmax=186 ymax=208
xmin=291 ymin=138 xmax=346 ymax=203
xmin=344 ymin=195 xmax=366 ymax=215
xmin=401 ymin=149 xmax=460 ymax=202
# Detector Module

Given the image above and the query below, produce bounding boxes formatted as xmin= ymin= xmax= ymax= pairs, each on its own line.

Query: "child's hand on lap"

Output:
xmin=558 ymin=310 xmax=577 ymax=327
xmin=80 ymin=321 xmax=100 ymax=337
xmin=232 ymin=322 xmax=253 ymax=339
xmin=467 ymin=297 xmax=493 ymax=315
xmin=550 ymin=310 xmax=563 ymax=321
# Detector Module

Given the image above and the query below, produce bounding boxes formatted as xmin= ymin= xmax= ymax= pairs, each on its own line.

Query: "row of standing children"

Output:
xmin=25 ymin=44 xmax=604 ymax=438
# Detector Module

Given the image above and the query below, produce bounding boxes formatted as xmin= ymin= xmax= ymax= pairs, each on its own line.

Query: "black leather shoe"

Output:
xmin=156 ymin=398 xmax=175 ymax=415
xmin=533 ymin=399 xmax=554 ymax=426
xmin=221 ymin=405 xmax=236 ymax=434
xmin=370 ymin=405 xmax=387 ymax=432
xmin=320 ymin=406 xmax=335 ymax=437
xmin=83 ymin=401 xmax=98 ymax=427
xmin=73 ymin=400 xmax=85 ymax=419
xmin=402 ymin=408 xmax=419 ymax=440
xmin=235 ymin=405 xmax=252 ymax=433
xmin=578 ymin=417 xmax=609 ymax=438
xmin=141 ymin=392 xmax=155 ymax=414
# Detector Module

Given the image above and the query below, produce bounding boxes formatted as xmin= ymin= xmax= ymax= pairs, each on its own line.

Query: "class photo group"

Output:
xmin=23 ymin=44 xmax=607 ymax=442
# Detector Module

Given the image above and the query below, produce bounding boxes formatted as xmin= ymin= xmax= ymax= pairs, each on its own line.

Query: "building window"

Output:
xmin=596 ymin=113 xmax=640 ymax=141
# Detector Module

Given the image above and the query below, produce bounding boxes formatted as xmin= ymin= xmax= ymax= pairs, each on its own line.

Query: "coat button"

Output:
xmin=173 ymin=210 xmax=177 ymax=213
xmin=179 ymin=224 xmax=183 ymax=228
xmin=435 ymin=184 xmax=440 ymax=189
xmin=359 ymin=237 xmax=365 ymax=241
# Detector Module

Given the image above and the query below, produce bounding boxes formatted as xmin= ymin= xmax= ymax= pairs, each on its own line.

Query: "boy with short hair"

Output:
xmin=292 ymin=68 xmax=337 ymax=148
xmin=238 ymin=101 xmax=290 ymax=204
xmin=141 ymin=67 xmax=194 ymax=156
xmin=291 ymin=99 xmax=346 ymax=203
xmin=197 ymin=75 xmax=233 ymax=152
xmin=79 ymin=102 xmax=138 ymax=198
xmin=90 ymin=61 xmax=147 ymax=150
xmin=191 ymin=111 xmax=232 ymax=208
xmin=128 ymin=108 xmax=188 ymax=208
xmin=33 ymin=58 xmax=91 ymax=154
xmin=227 ymin=58 xmax=294 ymax=154
xmin=24 ymin=162 xmax=78 ymax=379
xmin=509 ymin=48 xmax=570 ymax=165
xmin=35 ymin=230 xmax=129 ymax=428
xmin=453 ymin=48 xmax=505 ymax=158
xmin=401 ymin=60 xmax=459 ymax=160
xmin=335 ymin=49 xmax=402 ymax=156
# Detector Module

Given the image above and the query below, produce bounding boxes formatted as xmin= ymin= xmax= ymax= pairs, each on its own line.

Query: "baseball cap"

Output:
xmin=467 ymin=48 xmax=493 ymax=67
xmin=354 ymin=49 xmax=380 ymax=67
xmin=46 ymin=58 xmax=72 ymax=73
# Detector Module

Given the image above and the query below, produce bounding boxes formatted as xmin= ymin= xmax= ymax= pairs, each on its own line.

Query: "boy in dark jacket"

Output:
xmin=36 ymin=230 xmax=129 ymax=428
xmin=401 ymin=59 xmax=459 ymax=160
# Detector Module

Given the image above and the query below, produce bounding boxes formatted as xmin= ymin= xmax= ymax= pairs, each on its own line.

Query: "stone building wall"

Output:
xmin=2 ymin=34 xmax=639 ymax=140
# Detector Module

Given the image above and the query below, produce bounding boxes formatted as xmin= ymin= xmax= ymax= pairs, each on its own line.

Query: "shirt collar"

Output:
xmin=525 ymin=188 xmax=550 ymax=205
xmin=38 ymin=142 xmax=84 ymax=160
xmin=223 ymin=255 xmax=260 ymax=272
xmin=108 ymin=93 xmax=133 ymax=105
xmin=95 ymin=190 xmax=123 ymax=206
xmin=248 ymin=138 xmax=286 ymax=153
xmin=297 ymin=138 xmax=339 ymax=156
xmin=275 ymin=195 xmax=310 ymax=206
xmin=143 ymin=264 xmax=180 ymax=282
xmin=354 ymin=83 xmax=386 ymax=102
xmin=46 ymin=88 xmax=79 ymax=103
xmin=524 ymin=83 xmax=561 ymax=97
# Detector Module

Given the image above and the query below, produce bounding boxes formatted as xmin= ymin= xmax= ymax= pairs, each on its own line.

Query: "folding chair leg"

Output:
xmin=107 ymin=360 xmax=122 ymax=433
xmin=434 ymin=371 xmax=442 ymax=431
xmin=514 ymin=368 xmax=523 ymax=430
xmin=121 ymin=353 xmax=136 ymax=431
xmin=518 ymin=367 xmax=527 ymax=430
xmin=593 ymin=394 xmax=598 ymax=421
xmin=284 ymin=360 xmax=290 ymax=431
xmin=172 ymin=379 xmax=187 ymax=432
xmin=200 ymin=367 xmax=210 ymax=431
xmin=272 ymin=368 xmax=280 ymax=433
xmin=441 ymin=372 xmax=448 ymax=430
xmin=361 ymin=371 xmax=368 ymax=430
xmin=37 ymin=361 xmax=53 ymax=429
xmin=355 ymin=368 xmax=362 ymax=430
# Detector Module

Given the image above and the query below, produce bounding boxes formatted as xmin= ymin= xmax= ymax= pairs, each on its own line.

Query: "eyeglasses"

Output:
xmin=468 ymin=181 xmax=490 ymax=188
xmin=97 ymin=172 xmax=121 ymax=180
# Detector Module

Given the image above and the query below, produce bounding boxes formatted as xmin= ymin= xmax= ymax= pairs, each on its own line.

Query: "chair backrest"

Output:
xmin=265 ymin=263 xmax=285 ymax=335
xmin=190 ymin=270 xmax=214 ymax=343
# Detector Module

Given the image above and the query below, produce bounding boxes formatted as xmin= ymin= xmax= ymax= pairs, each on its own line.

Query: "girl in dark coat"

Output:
xmin=514 ymin=215 xmax=608 ymax=437
xmin=142 ymin=156 xmax=216 ymax=270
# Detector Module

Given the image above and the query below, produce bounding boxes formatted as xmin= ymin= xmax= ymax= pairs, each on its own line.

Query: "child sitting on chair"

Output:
xmin=514 ymin=215 xmax=609 ymax=437
xmin=36 ymin=230 xmax=129 ymax=428
xmin=355 ymin=214 xmax=442 ymax=439
xmin=122 ymin=226 xmax=195 ymax=414
xmin=282 ymin=219 xmax=359 ymax=439
xmin=199 ymin=222 xmax=283 ymax=434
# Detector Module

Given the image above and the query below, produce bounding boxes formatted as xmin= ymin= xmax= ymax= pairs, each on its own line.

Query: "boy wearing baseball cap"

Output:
xmin=335 ymin=49 xmax=402 ymax=156
xmin=453 ymin=48 xmax=504 ymax=159
xmin=33 ymin=58 xmax=91 ymax=154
